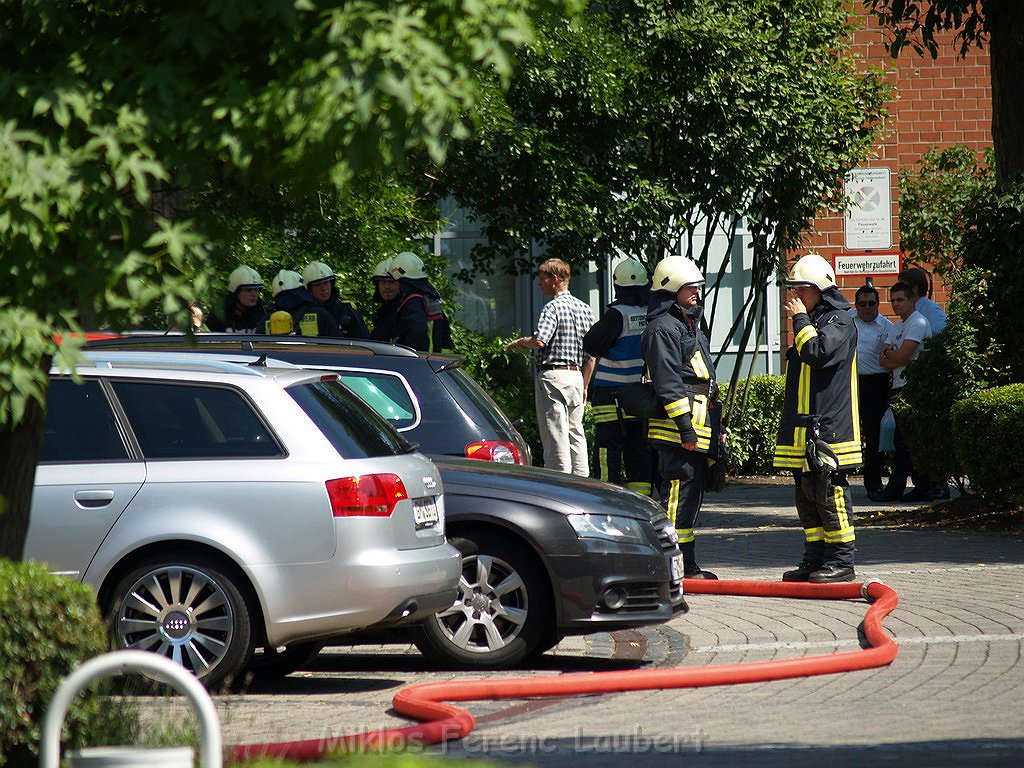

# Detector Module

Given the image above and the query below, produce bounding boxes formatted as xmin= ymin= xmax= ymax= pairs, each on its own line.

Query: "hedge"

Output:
xmin=951 ymin=384 xmax=1024 ymax=500
xmin=0 ymin=560 xmax=135 ymax=766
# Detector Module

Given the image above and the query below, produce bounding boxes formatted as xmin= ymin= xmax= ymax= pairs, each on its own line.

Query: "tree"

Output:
xmin=439 ymin=0 xmax=888 ymax=397
xmin=0 ymin=0 xmax=572 ymax=559
xmin=866 ymin=0 xmax=1024 ymax=183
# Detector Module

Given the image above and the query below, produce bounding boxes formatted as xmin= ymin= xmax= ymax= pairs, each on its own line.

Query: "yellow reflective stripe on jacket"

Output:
xmin=690 ymin=349 xmax=711 ymax=380
xmin=794 ymin=324 xmax=817 ymax=354
xmin=664 ymin=397 xmax=691 ymax=419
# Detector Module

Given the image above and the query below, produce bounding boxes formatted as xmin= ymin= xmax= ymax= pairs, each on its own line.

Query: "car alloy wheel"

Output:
xmin=108 ymin=555 xmax=253 ymax=690
xmin=414 ymin=534 xmax=547 ymax=669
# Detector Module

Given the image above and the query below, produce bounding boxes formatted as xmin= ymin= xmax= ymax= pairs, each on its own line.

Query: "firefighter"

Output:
xmin=206 ymin=265 xmax=268 ymax=334
xmin=387 ymin=251 xmax=454 ymax=353
xmin=268 ymin=269 xmax=339 ymax=337
xmin=301 ymin=261 xmax=369 ymax=339
xmin=774 ymin=253 xmax=862 ymax=583
xmin=642 ymin=256 xmax=723 ymax=579
xmin=583 ymin=257 xmax=657 ymax=495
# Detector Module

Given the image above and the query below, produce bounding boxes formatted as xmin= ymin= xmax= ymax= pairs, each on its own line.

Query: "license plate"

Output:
xmin=670 ymin=553 xmax=685 ymax=581
xmin=413 ymin=497 xmax=440 ymax=528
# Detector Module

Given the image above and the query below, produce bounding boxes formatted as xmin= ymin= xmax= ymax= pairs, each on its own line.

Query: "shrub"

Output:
xmin=0 ymin=560 xmax=137 ymax=766
xmin=721 ymin=374 xmax=785 ymax=475
xmin=951 ymin=385 xmax=1024 ymax=501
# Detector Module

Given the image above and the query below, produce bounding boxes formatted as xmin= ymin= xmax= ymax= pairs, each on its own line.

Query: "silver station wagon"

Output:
xmin=27 ymin=352 xmax=461 ymax=688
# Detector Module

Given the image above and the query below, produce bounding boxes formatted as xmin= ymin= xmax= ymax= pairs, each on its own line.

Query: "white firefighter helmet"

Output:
xmin=372 ymin=258 xmax=394 ymax=280
xmin=227 ymin=265 xmax=263 ymax=293
xmin=302 ymin=261 xmax=335 ymax=288
xmin=612 ymin=258 xmax=649 ymax=287
xmin=271 ymin=269 xmax=304 ymax=298
xmin=787 ymin=253 xmax=836 ymax=291
xmin=651 ymin=257 xmax=704 ymax=293
xmin=389 ymin=251 xmax=427 ymax=280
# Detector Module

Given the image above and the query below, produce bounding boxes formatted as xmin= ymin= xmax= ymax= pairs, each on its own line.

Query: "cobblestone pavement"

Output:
xmin=144 ymin=481 xmax=1024 ymax=767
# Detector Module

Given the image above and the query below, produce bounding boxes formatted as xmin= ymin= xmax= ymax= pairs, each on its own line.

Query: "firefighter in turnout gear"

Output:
xmin=583 ymin=258 xmax=657 ymax=495
xmin=642 ymin=256 xmax=723 ymax=579
xmin=774 ymin=253 xmax=862 ymax=583
xmin=268 ymin=269 xmax=340 ymax=337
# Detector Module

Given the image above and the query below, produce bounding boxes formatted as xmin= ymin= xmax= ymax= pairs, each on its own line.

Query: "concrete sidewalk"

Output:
xmin=190 ymin=480 xmax=1024 ymax=767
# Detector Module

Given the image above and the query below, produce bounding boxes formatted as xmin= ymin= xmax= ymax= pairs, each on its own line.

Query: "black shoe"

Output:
xmin=782 ymin=560 xmax=821 ymax=582
xmin=870 ymin=485 xmax=906 ymax=502
xmin=902 ymin=487 xmax=933 ymax=502
xmin=808 ymin=564 xmax=856 ymax=583
xmin=865 ymin=484 xmax=884 ymax=496
xmin=684 ymin=567 xmax=719 ymax=580
xmin=932 ymin=485 xmax=951 ymax=500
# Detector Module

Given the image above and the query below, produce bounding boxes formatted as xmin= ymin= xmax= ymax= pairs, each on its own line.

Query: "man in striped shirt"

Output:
xmin=507 ymin=258 xmax=595 ymax=475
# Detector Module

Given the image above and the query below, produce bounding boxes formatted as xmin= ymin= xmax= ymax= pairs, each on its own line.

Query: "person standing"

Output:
xmin=875 ymin=281 xmax=934 ymax=502
xmin=643 ymin=256 xmax=722 ymax=579
xmin=850 ymin=283 xmax=893 ymax=497
xmin=774 ymin=253 xmax=861 ymax=583
xmin=302 ymin=261 xmax=369 ymax=339
xmin=583 ymin=257 xmax=657 ymax=495
xmin=506 ymin=258 xmax=594 ymax=476
xmin=206 ymin=265 xmax=268 ymax=334
xmin=898 ymin=266 xmax=947 ymax=334
xmin=388 ymin=251 xmax=455 ymax=353
xmin=268 ymin=269 xmax=340 ymax=337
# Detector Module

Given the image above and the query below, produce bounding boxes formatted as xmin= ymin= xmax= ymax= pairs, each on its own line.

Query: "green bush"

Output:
xmin=721 ymin=374 xmax=786 ymax=475
xmin=951 ymin=385 xmax=1024 ymax=500
xmin=0 ymin=560 xmax=137 ymax=766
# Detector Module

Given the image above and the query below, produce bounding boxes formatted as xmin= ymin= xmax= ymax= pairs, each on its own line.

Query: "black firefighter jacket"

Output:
xmin=641 ymin=294 xmax=719 ymax=453
xmin=773 ymin=286 xmax=862 ymax=472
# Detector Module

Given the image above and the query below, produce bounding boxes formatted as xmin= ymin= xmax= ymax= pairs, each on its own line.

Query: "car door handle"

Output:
xmin=74 ymin=490 xmax=116 ymax=508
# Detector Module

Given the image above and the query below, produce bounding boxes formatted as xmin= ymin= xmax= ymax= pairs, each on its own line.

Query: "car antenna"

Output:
xmin=248 ymin=354 xmax=268 ymax=367
xmin=242 ymin=340 xmax=254 ymax=352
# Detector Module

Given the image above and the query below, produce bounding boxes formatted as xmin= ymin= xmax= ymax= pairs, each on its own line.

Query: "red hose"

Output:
xmin=228 ymin=579 xmax=898 ymax=763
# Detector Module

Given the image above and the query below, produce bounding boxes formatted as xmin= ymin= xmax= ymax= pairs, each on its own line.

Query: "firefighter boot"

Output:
xmin=782 ymin=541 xmax=824 ymax=582
xmin=680 ymin=541 xmax=718 ymax=580
xmin=809 ymin=542 xmax=855 ymax=583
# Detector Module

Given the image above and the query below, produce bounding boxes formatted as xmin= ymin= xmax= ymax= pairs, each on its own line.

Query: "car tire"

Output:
xmin=245 ymin=640 xmax=326 ymax=681
xmin=106 ymin=554 xmax=254 ymax=691
xmin=413 ymin=533 xmax=549 ymax=669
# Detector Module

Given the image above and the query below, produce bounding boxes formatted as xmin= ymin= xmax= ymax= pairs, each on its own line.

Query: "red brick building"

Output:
xmin=791 ymin=6 xmax=992 ymax=330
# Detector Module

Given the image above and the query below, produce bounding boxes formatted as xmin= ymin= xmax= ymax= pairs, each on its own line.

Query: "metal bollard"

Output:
xmin=40 ymin=650 xmax=222 ymax=768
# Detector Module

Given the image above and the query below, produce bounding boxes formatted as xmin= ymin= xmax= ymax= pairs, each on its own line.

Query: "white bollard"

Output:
xmin=40 ymin=650 xmax=222 ymax=768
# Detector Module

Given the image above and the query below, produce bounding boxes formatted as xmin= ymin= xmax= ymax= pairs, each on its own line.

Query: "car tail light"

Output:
xmin=325 ymin=474 xmax=408 ymax=517
xmin=465 ymin=440 xmax=523 ymax=465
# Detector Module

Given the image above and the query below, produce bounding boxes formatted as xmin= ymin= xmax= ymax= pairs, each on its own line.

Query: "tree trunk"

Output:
xmin=0 ymin=395 xmax=46 ymax=561
xmin=988 ymin=0 xmax=1024 ymax=184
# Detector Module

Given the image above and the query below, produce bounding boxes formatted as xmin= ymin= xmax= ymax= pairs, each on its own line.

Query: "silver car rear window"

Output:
xmin=112 ymin=381 xmax=284 ymax=460
xmin=287 ymin=379 xmax=410 ymax=459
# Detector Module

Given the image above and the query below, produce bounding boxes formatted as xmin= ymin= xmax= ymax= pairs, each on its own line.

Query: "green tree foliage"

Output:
xmin=866 ymin=0 xmax=1024 ymax=183
xmin=446 ymin=0 xmax=888 ymax=272
xmin=897 ymin=145 xmax=996 ymax=277
xmin=0 ymin=0 xmax=573 ymax=559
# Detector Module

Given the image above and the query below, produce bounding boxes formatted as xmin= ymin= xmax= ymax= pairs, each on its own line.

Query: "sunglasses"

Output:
xmin=857 ymin=300 xmax=877 ymax=307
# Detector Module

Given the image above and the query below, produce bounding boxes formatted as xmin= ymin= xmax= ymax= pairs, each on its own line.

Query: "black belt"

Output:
xmin=537 ymin=364 xmax=580 ymax=371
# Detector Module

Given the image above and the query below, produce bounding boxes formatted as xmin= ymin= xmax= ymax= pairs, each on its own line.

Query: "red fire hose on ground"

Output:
xmin=228 ymin=578 xmax=899 ymax=764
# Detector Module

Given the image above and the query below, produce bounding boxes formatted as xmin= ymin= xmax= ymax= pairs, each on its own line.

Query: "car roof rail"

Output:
xmin=75 ymin=351 xmax=278 ymax=377
xmin=83 ymin=333 xmax=425 ymax=359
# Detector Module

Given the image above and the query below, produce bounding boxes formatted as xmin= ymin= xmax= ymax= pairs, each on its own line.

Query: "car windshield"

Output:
xmin=288 ymin=378 xmax=414 ymax=459
xmin=439 ymin=367 xmax=521 ymax=438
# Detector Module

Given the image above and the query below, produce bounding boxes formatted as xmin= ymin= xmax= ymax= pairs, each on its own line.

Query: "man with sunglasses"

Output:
xmin=850 ymin=284 xmax=894 ymax=497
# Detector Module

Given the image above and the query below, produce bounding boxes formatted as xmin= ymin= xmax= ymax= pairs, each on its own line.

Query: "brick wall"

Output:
xmin=782 ymin=6 xmax=992 ymax=343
